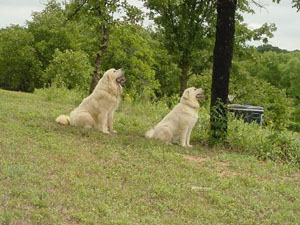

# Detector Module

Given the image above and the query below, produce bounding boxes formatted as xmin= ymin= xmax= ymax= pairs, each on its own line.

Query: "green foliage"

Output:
xmin=236 ymin=50 xmax=300 ymax=129
xmin=227 ymin=119 xmax=300 ymax=167
xmin=246 ymin=49 xmax=300 ymax=100
xmin=35 ymin=86 xmax=85 ymax=106
xmin=292 ymin=0 xmax=300 ymax=10
xmin=257 ymin=44 xmax=289 ymax=53
xmin=278 ymin=56 xmax=300 ymax=99
xmin=187 ymin=69 xmax=212 ymax=99
xmin=121 ymin=1 xmax=145 ymax=26
xmin=253 ymin=51 xmax=288 ymax=87
xmin=230 ymin=61 xmax=291 ymax=130
xmin=65 ymin=0 xmax=123 ymax=54
xmin=103 ymin=24 xmax=159 ymax=99
xmin=0 ymin=26 xmax=42 ymax=92
xmin=145 ymin=0 xmax=216 ymax=62
xmin=66 ymin=0 xmax=120 ymax=26
xmin=209 ymin=99 xmax=229 ymax=143
xmin=187 ymin=60 xmax=291 ymax=131
xmin=149 ymin=32 xmax=181 ymax=97
xmin=235 ymin=22 xmax=276 ymax=50
xmin=144 ymin=0 xmax=216 ymax=92
xmin=27 ymin=0 xmax=76 ymax=70
xmin=159 ymin=93 xmax=180 ymax=109
xmin=45 ymin=49 xmax=93 ymax=91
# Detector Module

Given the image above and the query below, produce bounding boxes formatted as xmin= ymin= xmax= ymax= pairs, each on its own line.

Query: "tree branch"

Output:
xmin=67 ymin=0 xmax=88 ymax=21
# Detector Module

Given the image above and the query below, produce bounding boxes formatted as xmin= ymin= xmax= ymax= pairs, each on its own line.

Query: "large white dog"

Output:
xmin=55 ymin=68 xmax=125 ymax=134
xmin=146 ymin=87 xmax=204 ymax=147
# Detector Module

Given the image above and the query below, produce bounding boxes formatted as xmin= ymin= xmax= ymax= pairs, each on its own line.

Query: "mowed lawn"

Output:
xmin=0 ymin=89 xmax=300 ymax=225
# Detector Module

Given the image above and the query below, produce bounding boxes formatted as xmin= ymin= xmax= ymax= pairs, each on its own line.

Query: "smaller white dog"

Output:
xmin=146 ymin=87 xmax=205 ymax=147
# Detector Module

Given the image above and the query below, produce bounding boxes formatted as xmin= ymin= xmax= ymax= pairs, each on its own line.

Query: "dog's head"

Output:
xmin=181 ymin=87 xmax=205 ymax=108
xmin=96 ymin=68 xmax=126 ymax=96
xmin=182 ymin=87 xmax=205 ymax=100
xmin=102 ymin=68 xmax=126 ymax=85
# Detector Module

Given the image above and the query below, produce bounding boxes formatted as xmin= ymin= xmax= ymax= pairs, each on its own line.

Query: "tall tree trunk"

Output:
xmin=179 ymin=63 xmax=189 ymax=96
xmin=89 ymin=25 xmax=109 ymax=94
xmin=210 ymin=0 xmax=237 ymax=142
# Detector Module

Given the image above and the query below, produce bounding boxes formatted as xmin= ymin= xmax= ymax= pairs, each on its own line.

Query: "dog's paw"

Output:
xmin=111 ymin=130 xmax=118 ymax=134
xmin=187 ymin=144 xmax=193 ymax=148
xmin=102 ymin=130 xmax=110 ymax=134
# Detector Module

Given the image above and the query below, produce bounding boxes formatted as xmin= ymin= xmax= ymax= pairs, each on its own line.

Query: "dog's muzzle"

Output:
xmin=196 ymin=93 xmax=204 ymax=99
xmin=116 ymin=76 xmax=126 ymax=84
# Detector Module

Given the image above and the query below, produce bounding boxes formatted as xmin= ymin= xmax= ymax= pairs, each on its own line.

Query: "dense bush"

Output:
xmin=227 ymin=119 xmax=300 ymax=167
xmin=191 ymin=105 xmax=300 ymax=167
xmin=45 ymin=49 xmax=93 ymax=91
xmin=230 ymin=61 xmax=291 ymax=130
xmin=27 ymin=1 xmax=77 ymax=70
xmin=0 ymin=26 xmax=43 ymax=92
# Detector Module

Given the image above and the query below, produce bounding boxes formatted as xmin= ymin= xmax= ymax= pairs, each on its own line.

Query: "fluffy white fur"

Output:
xmin=55 ymin=68 xmax=125 ymax=134
xmin=146 ymin=87 xmax=205 ymax=147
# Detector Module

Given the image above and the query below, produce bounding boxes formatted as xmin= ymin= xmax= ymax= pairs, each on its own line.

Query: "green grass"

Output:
xmin=1 ymin=89 xmax=300 ymax=225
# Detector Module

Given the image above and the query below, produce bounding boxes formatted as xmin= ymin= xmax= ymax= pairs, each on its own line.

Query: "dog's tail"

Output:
xmin=145 ymin=128 xmax=154 ymax=138
xmin=55 ymin=115 xmax=70 ymax=126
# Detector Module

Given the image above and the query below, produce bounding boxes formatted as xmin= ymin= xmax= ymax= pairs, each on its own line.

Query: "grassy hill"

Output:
xmin=0 ymin=89 xmax=300 ymax=224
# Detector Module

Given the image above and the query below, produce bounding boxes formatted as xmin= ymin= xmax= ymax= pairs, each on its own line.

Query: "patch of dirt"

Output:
xmin=283 ymin=172 xmax=300 ymax=181
xmin=184 ymin=155 xmax=230 ymax=167
xmin=184 ymin=154 xmax=239 ymax=177
xmin=184 ymin=155 xmax=209 ymax=163
xmin=294 ymin=173 xmax=300 ymax=180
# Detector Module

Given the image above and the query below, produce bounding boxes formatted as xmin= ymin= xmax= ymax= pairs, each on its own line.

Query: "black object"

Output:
xmin=228 ymin=104 xmax=264 ymax=125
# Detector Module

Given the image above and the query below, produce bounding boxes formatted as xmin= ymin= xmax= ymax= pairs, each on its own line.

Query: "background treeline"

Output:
xmin=0 ymin=0 xmax=299 ymax=131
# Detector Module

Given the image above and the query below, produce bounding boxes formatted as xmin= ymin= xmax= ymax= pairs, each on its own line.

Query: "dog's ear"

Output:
xmin=101 ymin=73 xmax=111 ymax=84
xmin=183 ymin=89 xmax=190 ymax=100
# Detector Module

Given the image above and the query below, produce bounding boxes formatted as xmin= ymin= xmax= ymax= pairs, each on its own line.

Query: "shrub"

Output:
xmin=230 ymin=61 xmax=291 ymax=130
xmin=44 ymin=49 xmax=93 ymax=92
xmin=0 ymin=26 xmax=43 ymax=92
xmin=227 ymin=119 xmax=300 ymax=167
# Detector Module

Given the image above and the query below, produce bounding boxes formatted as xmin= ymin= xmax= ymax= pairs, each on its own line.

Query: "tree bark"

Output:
xmin=179 ymin=63 xmax=189 ymax=96
xmin=89 ymin=25 xmax=110 ymax=94
xmin=210 ymin=0 xmax=237 ymax=142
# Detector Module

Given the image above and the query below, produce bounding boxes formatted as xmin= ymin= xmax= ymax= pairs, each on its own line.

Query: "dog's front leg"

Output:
xmin=185 ymin=126 xmax=193 ymax=147
xmin=97 ymin=112 xmax=110 ymax=134
xmin=180 ymin=127 xmax=189 ymax=147
xmin=107 ymin=110 xmax=117 ymax=133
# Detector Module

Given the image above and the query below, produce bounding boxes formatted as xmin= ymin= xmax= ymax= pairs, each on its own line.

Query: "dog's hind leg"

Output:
xmin=70 ymin=111 xmax=95 ymax=129
xmin=155 ymin=127 xmax=172 ymax=144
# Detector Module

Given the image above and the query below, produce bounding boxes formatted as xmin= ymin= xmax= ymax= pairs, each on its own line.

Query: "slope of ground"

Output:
xmin=0 ymin=89 xmax=299 ymax=224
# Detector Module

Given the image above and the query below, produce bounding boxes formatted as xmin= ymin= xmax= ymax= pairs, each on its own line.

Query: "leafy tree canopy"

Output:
xmin=0 ymin=26 xmax=42 ymax=92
